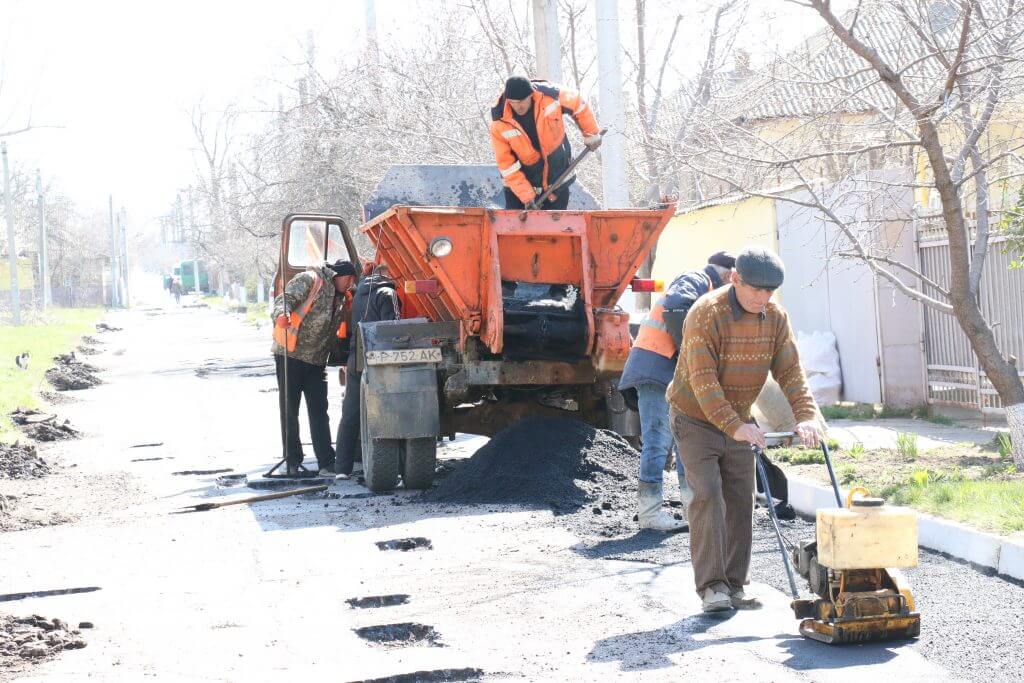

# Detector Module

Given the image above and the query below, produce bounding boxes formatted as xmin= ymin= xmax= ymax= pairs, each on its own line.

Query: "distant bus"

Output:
xmin=173 ymin=260 xmax=210 ymax=293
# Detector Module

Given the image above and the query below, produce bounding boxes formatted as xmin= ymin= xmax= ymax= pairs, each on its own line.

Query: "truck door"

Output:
xmin=275 ymin=214 xmax=362 ymax=367
xmin=274 ymin=214 xmax=361 ymax=296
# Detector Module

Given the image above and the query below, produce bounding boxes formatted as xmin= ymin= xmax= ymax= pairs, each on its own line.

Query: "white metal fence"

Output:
xmin=918 ymin=219 xmax=1024 ymax=413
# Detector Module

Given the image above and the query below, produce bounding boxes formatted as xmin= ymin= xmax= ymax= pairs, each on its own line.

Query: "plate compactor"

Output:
xmin=757 ymin=433 xmax=921 ymax=645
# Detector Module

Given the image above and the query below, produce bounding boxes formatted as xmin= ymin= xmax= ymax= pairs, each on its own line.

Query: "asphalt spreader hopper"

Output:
xmin=756 ymin=434 xmax=921 ymax=645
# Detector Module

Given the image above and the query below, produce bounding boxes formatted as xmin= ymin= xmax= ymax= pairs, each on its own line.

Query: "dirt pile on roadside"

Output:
xmin=10 ymin=408 xmax=80 ymax=442
xmin=45 ymin=355 xmax=102 ymax=391
xmin=422 ymin=417 xmax=651 ymax=537
xmin=0 ymin=614 xmax=88 ymax=664
xmin=0 ymin=443 xmax=51 ymax=479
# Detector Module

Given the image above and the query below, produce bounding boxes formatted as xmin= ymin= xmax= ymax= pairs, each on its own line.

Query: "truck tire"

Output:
xmin=402 ymin=438 xmax=437 ymax=490
xmin=361 ymin=380 xmax=400 ymax=492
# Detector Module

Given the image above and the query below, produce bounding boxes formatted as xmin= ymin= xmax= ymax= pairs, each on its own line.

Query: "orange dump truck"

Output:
xmin=277 ymin=166 xmax=673 ymax=492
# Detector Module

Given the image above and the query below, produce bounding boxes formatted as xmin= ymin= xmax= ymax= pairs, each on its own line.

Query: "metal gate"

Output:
xmin=918 ymin=219 xmax=1024 ymax=413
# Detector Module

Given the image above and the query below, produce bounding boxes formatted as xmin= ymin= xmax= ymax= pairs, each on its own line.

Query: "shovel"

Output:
xmin=524 ymin=128 xmax=608 ymax=211
xmin=175 ymin=484 xmax=328 ymax=513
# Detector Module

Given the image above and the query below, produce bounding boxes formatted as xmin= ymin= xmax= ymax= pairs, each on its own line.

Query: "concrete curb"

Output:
xmin=786 ymin=474 xmax=1024 ymax=583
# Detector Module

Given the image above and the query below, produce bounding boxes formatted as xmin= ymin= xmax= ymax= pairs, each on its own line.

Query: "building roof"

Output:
xmin=722 ymin=0 xmax=1008 ymax=122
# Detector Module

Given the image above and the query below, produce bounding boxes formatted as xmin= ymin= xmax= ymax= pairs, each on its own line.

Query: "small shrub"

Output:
xmin=825 ymin=437 xmax=841 ymax=452
xmin=896 ymin=432 xmax=919 ymax=460
xmin=880 ymin=405 xmax=913 ymax=419
xmin=821 ymin=403 xmax=875 ymax=421
xmin=769 ymin=446 xmax=825 ymax=465
xmin=837 ymin=463 xmax=857 ymax=485
xmin=848 ymin=442 xmax=865 ymax=459
xmin=995 ymin=432 xmax=1013 ymax=460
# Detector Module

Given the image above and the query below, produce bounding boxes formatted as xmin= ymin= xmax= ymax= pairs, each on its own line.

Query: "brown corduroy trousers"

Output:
xmin=670 ymin=409 xmax=756 ymax=595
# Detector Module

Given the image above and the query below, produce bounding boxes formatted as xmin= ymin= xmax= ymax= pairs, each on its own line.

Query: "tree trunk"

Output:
xmin=1007 ymin=403 xmax=1024 ymax=469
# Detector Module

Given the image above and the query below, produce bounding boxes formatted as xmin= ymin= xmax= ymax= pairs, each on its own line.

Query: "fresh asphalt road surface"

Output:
xmin=0 ymin=296 xmax=1013 ymax=681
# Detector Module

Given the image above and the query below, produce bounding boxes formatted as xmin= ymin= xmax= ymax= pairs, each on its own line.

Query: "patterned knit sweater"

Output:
xmin=666 ymin=285 xmax=818 ymax=437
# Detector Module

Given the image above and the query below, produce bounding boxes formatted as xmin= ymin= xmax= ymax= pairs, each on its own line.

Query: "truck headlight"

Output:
xmin=429 ymin=236 xmax=453 ymax=258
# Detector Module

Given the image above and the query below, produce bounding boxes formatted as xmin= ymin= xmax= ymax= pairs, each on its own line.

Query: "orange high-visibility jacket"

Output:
xmin=489 ymin=81 xmax=600 ymax=204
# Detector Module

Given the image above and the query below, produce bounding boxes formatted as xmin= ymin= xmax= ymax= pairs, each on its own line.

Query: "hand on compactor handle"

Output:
xmin=733 ymin=423 xmax=767 ymax=450
xmin=275 ymin=314 xmax=291 ymax=329
xmin=795 ymin=420 xmax=823 ymax=448
xmin=583 ymin=132 xmax=603 ymax=151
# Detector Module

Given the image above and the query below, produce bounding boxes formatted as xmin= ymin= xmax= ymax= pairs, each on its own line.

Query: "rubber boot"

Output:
xmin=638 ymin=481 xmax=687 ymax=532
xmin=677 ymin=470 xmax=694 ymax=523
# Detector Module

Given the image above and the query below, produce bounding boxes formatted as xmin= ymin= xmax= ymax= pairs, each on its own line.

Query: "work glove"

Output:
xmin=583 ymin=133 xmax=603 ymax=151
xmin=275 ymin=314 xmax=291 ymax=329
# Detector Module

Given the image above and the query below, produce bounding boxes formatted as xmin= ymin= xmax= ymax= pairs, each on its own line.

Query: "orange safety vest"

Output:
xmin=489 ymin=81 xmax=600 ymax=204
xmin=273 ymin=273 xmax=323 ymax=353
xmin=633 ymin=300 xmax=677 ymax=359
xmin=634 ymin=272 xmax=713 ymax=359
xmin=336 ymin=290 xmax=354 ymax=339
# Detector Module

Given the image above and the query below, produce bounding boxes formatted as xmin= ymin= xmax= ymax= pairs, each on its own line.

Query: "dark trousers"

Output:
xmin=335 ymin=362 xmax=362 ymax=475
xmin=503 ymin=185 xmax=571 ymax=210
xmin=275 ymin=354 xmax=335 ymax=468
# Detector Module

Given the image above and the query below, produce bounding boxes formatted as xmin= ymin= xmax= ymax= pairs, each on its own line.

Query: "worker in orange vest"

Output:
xmin=272 ymin=259 xmax=357 ymax=478
xmin=619 ymin=251 xmax=735 ymax=531
xmin=490 ymin=75 xmax=602 ymax=209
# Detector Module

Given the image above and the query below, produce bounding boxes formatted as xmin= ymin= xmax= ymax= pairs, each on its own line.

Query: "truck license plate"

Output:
xmin=365 ymin=348 xmax=443 ymax=365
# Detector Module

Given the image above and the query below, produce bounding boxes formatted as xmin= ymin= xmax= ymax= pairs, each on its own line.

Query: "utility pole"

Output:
xmin=108 ymin=194 xmax=119 ymax=307
xmin=187 ymin=187 xmax=201 ymax=296
xmin=2 ymin=142 xmax=20 ymax=325
xmin=119 ymin=208 xmax=130 ymax=307
xmin=532 ymin=0 xmax=563 ymax=82
xmin=36 ymin=170 xmax=50 ymax=307
xmin=595 ymin=0 xmax=629 ymax=209
xmin=365 ymin=0 xmax=379 ymax=68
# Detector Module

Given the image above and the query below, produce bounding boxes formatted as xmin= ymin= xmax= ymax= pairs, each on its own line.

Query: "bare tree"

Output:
xmin=685 ymin=0 xmax=1024 ymax=463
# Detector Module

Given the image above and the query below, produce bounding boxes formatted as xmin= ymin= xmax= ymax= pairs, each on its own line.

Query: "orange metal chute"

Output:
xmin=360 ymin=205 xmax=674 ymax=357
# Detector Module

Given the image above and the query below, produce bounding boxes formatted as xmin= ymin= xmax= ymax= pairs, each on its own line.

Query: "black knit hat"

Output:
xmin=735 ymin=246 xmax=785 ymax=289
xmin=707 ymin=251 xmax=736 ymax=270
xmin=327 ymin=259 xmax=356 ymax=278
xmin=504 ymin=76 xmax=534 ymax=100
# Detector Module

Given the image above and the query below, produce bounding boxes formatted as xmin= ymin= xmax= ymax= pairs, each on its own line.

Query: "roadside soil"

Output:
xmin=777 ymin=439 xmax=1017 ymax=488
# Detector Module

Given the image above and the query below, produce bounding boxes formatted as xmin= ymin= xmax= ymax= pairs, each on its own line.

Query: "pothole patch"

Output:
xmin=348 ymin=667 xmax=485 ymax=683
xmin=346 ymin=594 xmax=410 ymax=609
xmin=375 ymin=537 xmax=432 ymax=552
xmin=353 ymin=622 xmax=441 ymax=648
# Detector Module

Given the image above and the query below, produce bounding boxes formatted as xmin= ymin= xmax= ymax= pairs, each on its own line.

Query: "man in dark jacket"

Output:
xmin=619 ymin=251 xmax=735 ymax=531
xmin=335 ymin=264 xmax=402 ymax=475
xmin=272 ymin=259 xmax=356 ymax=477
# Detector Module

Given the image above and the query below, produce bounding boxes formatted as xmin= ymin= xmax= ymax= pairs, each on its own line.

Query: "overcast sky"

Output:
xmin=1 ymin=0 xmax=843 ymax=236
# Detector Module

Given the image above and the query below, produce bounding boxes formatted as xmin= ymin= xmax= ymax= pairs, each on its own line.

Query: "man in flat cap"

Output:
xmin=667 ymin=246 xmax=823 ymax=613
xmin=490 ymin=75 xmax=603 ymax=209
xmin=272 ymin=259 xmax=357 ymax=477
xmin=619 ymin=251 xmax=736 ymax=532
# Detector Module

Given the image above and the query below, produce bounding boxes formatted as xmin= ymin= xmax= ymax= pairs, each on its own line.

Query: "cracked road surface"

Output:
xmin=0 ymin=293 xmax=1012 ymax=681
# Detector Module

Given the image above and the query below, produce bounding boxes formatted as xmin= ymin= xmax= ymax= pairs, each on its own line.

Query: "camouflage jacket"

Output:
xmin=270 ymin=265 xmax=346 ymax=366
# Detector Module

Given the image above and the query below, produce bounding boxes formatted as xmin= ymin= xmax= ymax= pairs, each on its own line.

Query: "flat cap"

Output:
xmin=735 ymin=246 xmax=784 ymax=289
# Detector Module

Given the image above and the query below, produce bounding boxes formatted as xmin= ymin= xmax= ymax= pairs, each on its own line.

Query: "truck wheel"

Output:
xmin=402 ymin=438 xmax=437 ymax=490
xmin=360 ymin=380 xmax=399 ymax=492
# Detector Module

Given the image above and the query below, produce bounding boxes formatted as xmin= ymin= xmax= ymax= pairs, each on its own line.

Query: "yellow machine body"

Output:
xmin=791 ymin=488 xmax=921 ymax=644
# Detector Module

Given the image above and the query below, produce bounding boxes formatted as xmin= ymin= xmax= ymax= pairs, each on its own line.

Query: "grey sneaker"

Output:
xmin=701 ymin=587 xmax=734 ymax=613
xmin=729 ymin=588 xmax=763 ymax=610
xmin=318 ymin=466 xmax=337 ymax=477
